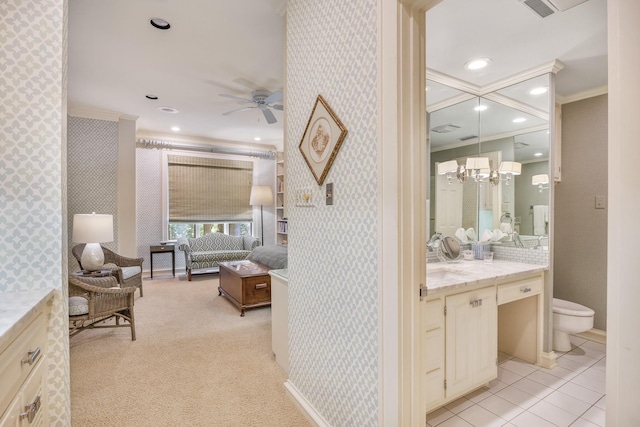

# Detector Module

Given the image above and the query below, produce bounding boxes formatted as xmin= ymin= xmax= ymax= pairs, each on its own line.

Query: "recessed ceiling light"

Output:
xmin=512 ymin=117 xmax=526 ymax=123
xmin=474 ymin=105 xmax=488 ymax=112
xmin=158 ymin=106 xmax=179 ymax=114
xmin=171 ymin=126 xmax=180 ymax=132
xmin=534 ymin=152 xmax=543 ymax=157
xmin=254 ymin=137 xmax=262 ymax=141
xmin=464 ymin=58 xmax=492 ymax=70
xmin=145 ymin=95 xmax=158 ymax=100
xmin=150 ymin=18 xmax=171 ymax=30
xmin=529 ymin=87 xmax=548 ymax=95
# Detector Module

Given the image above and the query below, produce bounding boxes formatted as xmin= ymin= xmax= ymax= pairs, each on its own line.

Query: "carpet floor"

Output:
xmin=70 ymin=273 xmax=310 ymax=427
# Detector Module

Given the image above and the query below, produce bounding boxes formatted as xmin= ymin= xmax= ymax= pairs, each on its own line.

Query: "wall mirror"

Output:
xmin=428 ymin=73 xmax=551 ymax=250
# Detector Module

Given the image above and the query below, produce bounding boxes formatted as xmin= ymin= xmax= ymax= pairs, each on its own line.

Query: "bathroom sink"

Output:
xmin=427 ymin=266 xmax=472 ymax=282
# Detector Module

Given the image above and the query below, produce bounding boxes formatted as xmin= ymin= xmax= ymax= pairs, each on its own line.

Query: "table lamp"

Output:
xmin=72 ymin=213 xmax=114 ymax=271
xmin=249 ymin=185 xmax=273 ymax=246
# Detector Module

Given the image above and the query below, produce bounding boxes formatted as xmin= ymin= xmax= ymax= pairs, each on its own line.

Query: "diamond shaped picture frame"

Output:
xmin=298 ymin=95 xmax=348 ymax=186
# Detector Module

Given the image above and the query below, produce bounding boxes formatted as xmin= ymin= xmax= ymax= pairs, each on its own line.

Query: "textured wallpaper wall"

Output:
xmin=67 ymin=116 xmax=119 ymax=272
xmin=0 ymin=0 xmax=70 ymax=423
xmin=554 ymin=95 xmax=608 ymax=330
xmin=286 ymin=1 xmax=379 ymax=425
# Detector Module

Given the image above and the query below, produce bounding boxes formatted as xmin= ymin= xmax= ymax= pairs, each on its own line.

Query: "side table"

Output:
xmin=150 ymin=244 xmax=175 ymax=278
xmin=72 ymin=269 xmax=113 ymax=278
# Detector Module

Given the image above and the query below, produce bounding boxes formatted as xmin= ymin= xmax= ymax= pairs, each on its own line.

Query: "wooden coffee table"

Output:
xmin=218 ymin=260 xmax=271 ymax=316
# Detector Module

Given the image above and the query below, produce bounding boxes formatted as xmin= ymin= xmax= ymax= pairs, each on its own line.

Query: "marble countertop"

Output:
xmin=0 ymin=288 xmax=55 ymax=352
xmin=426 ymin=260 xmax=547 ymax=295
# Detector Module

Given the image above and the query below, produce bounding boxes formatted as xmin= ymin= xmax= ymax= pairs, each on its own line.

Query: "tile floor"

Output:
xmin=427 ymin=335 xmax=606 ymax=427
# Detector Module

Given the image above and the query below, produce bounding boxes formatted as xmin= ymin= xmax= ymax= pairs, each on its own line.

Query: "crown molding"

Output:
xmin=556 ymin=85 xmax=608 ymax=105
xmin=427 ymin=69 xmax=481 ymax=96
xmin=427 ymin=59 xmax=564 ymax=97
xmin=479 ymin=60 xmax=565 ymax=96
xmin=68 ymin=107 xmax=138 ymax=122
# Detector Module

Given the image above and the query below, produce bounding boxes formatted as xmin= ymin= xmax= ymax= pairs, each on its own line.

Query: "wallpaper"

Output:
xmin=0 ymin=0 xmax=70 ymax=424
xmin=67 ymin=116 xmax=119 ymax=272
xmin=286 ymin=1 xmax=379 ymax=425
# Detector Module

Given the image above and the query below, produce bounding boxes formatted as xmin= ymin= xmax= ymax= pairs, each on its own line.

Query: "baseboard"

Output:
xmin=284 ymin=381 xmax=331 ymax=427
xmin=573 ymin=328 xmax=606 ymax=345
xmin=539 ymin=351 xmax=557 ymax=369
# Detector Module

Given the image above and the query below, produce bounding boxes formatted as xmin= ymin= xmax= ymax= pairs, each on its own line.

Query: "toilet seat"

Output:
xmin=553 ymin=298 xmax=595 ymax=317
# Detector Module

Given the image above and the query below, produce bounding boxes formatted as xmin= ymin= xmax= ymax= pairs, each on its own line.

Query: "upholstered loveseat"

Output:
xmin=177 ymin=233 xmax=260 ymax=280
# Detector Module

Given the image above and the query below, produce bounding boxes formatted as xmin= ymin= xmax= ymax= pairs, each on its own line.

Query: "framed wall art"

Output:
xmin=299 ymin=95 xmax=348 ymax=185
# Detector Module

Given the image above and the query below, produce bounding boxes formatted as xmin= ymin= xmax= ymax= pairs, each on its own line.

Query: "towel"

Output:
xmin=491 ymin=229 xmax=505 ymax=242
xmin=455 ymin=228 xmax=467 ymax=242
xmin=533 ymin=205 xmax=548 ymax=235
xmin=479 ymin=229 xmax=493 ymax=243
xmin=465 ymin=228 xmax=477 ymax=242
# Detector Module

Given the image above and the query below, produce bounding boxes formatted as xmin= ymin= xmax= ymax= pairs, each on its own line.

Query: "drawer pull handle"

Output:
xmin=521 ymin=287 xmax=532 ymax=293
xmin=21 ymin=347 xmax=41 ymax=366
xmin=20 ymin=395 xmax=41 ymax=423
xmin=255 ymin=283 xmax=267 ymax=289
xmin=470 ymin=299 xmax=483 ymax=308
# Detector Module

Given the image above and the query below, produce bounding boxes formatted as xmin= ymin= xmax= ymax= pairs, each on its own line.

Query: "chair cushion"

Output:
xmin=121 ymin=266 xmax=141 ymax=280
xmin=69 ymin=296 xmax=89 ymax=316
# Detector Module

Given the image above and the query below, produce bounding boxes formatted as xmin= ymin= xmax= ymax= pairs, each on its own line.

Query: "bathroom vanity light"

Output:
xmin=490 ymin=161 xmax=522 ymax=186
xmin=439 ymin=158 xmax=521 ymax=186
xmin=437 ymin=158 xmax=489 ymax=184
xmin=532 ymin=173 xmax=550 ymax=192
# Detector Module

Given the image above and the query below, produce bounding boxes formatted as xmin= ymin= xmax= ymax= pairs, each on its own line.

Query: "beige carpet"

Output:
xmin=70 ymin=273 xmax=310 ymax=427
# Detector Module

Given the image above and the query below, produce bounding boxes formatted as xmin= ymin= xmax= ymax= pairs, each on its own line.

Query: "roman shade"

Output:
xmin=168 ymin=155 xmax=253 ymax=222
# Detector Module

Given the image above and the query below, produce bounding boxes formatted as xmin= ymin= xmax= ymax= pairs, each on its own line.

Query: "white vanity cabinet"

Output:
xmin=423 ymin=298 xmax=445 ymax=409
xmin=445 ymin=286 xmax=497 ymax=399
xmin=0 ymin=291 xmax=52 ymax=427
xmin=424 ymin=266 xmax=545 ymax=414
xmin=0 ymin=313 xmax=47 ymax=426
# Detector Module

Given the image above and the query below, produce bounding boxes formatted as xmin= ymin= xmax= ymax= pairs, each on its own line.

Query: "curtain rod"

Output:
xmin=136 ymin=138 xmax=276 ymax=160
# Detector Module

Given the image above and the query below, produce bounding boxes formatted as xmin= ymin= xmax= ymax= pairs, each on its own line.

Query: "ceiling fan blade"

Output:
xmin=270 ymin=104 xmax=284 ymax=111
xmin=222 ymin=106 xmax=257 ymax=116
xmin=264 ymin=90 xmax=283 ymax=104
xmin=262 ymin=108 xmax=277 ymax=124
xmin=219 ymin=93 xmax=254 ymax=104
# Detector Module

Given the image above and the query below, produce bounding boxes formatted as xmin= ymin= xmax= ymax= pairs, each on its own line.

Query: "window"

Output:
xmin=166 ymin=154 xmax=254 ymax=240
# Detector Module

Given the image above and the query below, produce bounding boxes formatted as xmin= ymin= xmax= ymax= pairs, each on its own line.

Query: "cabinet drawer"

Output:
xmin=498 ymin=276 xmax=542 ymax=305
xmin=424 ymin=298 xmax=443 ymax=332
xmin=0 ymin=314 xmax=45 ymax=420
xmin=0 ymin=359 xmax=46 ymax=427
xmin=243 ymin=276 xmax=271 ymax=305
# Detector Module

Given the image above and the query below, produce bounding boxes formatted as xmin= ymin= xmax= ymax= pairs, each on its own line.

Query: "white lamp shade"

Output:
xmin=499 ymin=161 xmax=522 ymax=175
xmin=72 ymin=213 xmax=114 ymax=243
xmin=465 ymin=157 xmax=490 ymax=170
xmin=249 ymin=185 xmax=273 ymax=206
xmin=531 ymin=174 xmax=550 ymax=185
xmin=437 ymin=160 xmax=459 ymax=175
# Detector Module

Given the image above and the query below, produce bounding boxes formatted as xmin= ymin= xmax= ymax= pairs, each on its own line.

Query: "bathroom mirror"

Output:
xmin=428 ymin=74 xmax=552 ymax=249
xmin=441 ymin=236 xmax=461 ymax=261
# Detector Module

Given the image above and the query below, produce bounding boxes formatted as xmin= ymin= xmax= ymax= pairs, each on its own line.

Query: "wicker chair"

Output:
xmin=72 ymin=244 xmax=144 ymax=297
xmin=68 ymin=275 xmax=136 ymax=340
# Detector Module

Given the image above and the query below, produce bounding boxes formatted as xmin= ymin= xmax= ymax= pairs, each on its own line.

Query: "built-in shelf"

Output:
xmin=276 ymin=155 xmax=287 ymax=244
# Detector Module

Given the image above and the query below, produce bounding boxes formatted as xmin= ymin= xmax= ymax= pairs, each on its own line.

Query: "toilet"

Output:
xmin=552 ymin=298 xmax=595 ymax=352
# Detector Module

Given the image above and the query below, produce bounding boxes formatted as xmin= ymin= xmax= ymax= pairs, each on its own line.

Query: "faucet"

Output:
xmin=535 ymin=235 xmax=548 ymax=249
xmin=512 ymin=231 xmax=525 ymax=248
xmin=427 ymin=232 xmax=443 ymax=252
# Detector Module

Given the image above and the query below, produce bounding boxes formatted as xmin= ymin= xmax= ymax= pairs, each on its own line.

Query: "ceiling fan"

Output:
xmin=220 ymin=89 xmax=283 ymax=124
